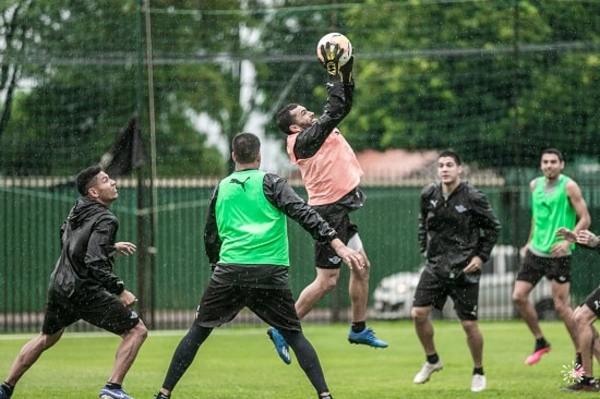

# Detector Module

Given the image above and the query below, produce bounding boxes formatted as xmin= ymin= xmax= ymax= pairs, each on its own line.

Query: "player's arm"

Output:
xmin=85 ymin=215 xmax=125 ymax=295
xmin=263 ymin=173 xmax=336 ymax=241
xmin=471 ymin=189 xmax=501 ymax=263
xmin=557 ymin=228 xmax=600 ymax=249
xmin=567 ymin=180 xmax=591 ymax=233
xmin=417 ymin=187 xmax=430 ymax=257
xmin=263 ymin=173 xmax=365 ymax=269
xmin=203 ymin=184 xmax=222 ymax=265
xmin=521 ymin=179 xmax=537 ymax=255
xmin=576 ymin=230 xmax=600 ymax=249
xmin=551 ymin=180 xmax=592 ymax=257
xmin=293 ymin=55 xmax=354 ymax=160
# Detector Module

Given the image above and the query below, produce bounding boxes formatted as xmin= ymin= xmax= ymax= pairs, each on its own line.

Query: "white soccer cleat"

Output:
xmin=413 ymin=361 xmax=443 ymax=384
xmin=471 ymin=374 xmax=486 ymax=392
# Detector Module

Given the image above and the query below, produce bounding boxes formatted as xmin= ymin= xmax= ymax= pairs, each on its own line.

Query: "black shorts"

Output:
xmin=412 ymin=268 xmax=480 ymax=321
xmin=42 ymin=288 xmax=140 ymax=335
xmin=313 ymin=205 xmax=359 ymax=269
xmin=516 ymin=250 xmax=571 ymax=285
xmin=195 ymin=278 xmax=301 ymax=331
xmin=584 ymin=287 xmax=600 ymax=317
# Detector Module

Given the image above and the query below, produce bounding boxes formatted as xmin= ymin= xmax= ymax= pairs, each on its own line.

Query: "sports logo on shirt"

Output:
xmin=328 ymin=256 xmax=342 ymax=265
xmin=455 ymin=204 xmax=467 ymax=213
xmin=230 ymin=177 xmax=250 ymax=192
xmin=430 ymin=200 xmax=438 ymax=207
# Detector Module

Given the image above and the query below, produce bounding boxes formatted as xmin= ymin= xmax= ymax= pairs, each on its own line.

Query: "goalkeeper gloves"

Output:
xmin=319 ymin=43 xmax=353 ymax=84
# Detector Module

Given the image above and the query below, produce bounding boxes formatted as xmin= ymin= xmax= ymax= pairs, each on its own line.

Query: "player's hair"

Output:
xmin=275 ymin=103 xmax=300 ymax=134
xmin=541 ymin=148 xmax=564 ymax=162
xmin=232 ymin=132 xmax=261 ymax=164
xmin=438 ymin=150 xmax=462 ymax=165
xmin=75 ymin=165 xmax=103 ymax=196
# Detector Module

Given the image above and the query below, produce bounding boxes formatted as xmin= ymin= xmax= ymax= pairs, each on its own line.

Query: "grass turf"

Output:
xmin=0 ymin=321 xmax=583 ymax=398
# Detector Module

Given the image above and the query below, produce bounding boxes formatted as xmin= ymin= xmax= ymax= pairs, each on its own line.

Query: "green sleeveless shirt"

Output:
xmin=530 ymin=174 xmax=576 ymax=255
xmin=215 ymin=169 xmax=289 ymax=266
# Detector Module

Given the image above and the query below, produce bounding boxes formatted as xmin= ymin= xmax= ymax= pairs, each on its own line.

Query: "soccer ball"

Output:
xmin=316 ymin=32 xmax=352 ymax=66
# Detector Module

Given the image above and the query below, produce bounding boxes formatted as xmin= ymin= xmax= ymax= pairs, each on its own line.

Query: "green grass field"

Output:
xmin=0 ymin=321 xmax=585 ymax=398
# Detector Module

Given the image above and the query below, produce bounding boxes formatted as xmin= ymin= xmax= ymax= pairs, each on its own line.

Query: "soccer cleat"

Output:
xmin=524 ymin=345 xmax=551 ymax=366
xmin=267 ymin=327 xmax=291 ymax=365
xmin=413 ymin=361 xmax=443 ymax=384
xmin=471 ymin=374 xmax=486 ymax=392
xmin=154 ymin=393 xmax=170 ymax=399
xmin=561 ymin=380 xmax=600 ymax=392
xmin=0 ymin=384 xmax=12 ymax=399
xmin=99 ymin=386 xmax=134 ymax=399
xmin=347 ymin=327 xmax=388 ymax=348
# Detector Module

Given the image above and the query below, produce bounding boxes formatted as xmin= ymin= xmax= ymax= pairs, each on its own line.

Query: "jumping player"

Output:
xmin=268 ymin=41 xmax=387 ymax=365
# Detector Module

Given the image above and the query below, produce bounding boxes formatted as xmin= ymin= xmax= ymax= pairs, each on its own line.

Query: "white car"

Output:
xmin=372 ymin=245 xmax=555 ymax=320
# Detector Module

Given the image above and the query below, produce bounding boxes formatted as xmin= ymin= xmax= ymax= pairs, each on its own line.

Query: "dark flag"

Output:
xmin=100 ymin=117 xmax=146 ymax=176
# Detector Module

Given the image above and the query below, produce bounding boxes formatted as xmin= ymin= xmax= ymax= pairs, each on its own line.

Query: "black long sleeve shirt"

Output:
xmin=418 ymin=182 xmax=501 ymax=278
xmin=49 ymin=197 xmax=124 ymax=297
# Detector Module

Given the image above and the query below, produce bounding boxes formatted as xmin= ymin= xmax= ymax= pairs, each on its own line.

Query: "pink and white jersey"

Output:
xmin=287 ymin=128 xmax=363 ymax=206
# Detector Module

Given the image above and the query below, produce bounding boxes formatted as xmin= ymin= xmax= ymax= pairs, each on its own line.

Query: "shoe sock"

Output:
xmin=426 ymin=353 xmax=439 ymax=364
xmin=105 ymin=382 xmax=122 ymax=390
xmin=1 ymin=383 xmax=13 ymax=396
xmin=351 ymin=321 xmax=366 ymax=333
xmin=473 ymin=367 xmax=484 ymax=375
xmin=581 ymin=376 xmax=595 ymax=385
xmin=575 ymin=352 xmax=583 ymax=367
xmin=535 ymin=337 xmax=549 ymax=351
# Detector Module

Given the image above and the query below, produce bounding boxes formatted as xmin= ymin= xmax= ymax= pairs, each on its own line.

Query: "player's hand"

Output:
xmin=556 ymin=227 xmax=577 ymax=243
xmin=576 ymin=230 xmax=600 ymax=248
xmin=115 ymin=242 xmax=137 ymax=256
xmin=330 ymin=238 xmax=366 ymax=270
xmin=550 ymin=240 xmax=570 ymax=257
xmin=463 ymin=256 xmax=483 ymax=274
xmin=520 ymin=245 xmax=530 ymax=259
xmin=319 ymin=42 xmax=344 ymax=78
xmin=119 ymin=289 xmax=137 ymax=307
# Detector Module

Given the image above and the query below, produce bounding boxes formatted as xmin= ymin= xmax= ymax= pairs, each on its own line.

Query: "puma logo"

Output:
xmin=230 ymin=177 xmax=250 ymax=191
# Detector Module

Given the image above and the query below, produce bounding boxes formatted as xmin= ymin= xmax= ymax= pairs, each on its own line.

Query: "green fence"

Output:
xmin=2 ymin=176 xmax=600 ymax=332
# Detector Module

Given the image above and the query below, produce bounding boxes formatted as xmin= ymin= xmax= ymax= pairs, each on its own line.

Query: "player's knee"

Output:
xmin=131 ymin=320 xmax=148 ymax=340
xmin=573 ymin=310 xmax=588 ymax=328
xmin=315 ymin=272 xmax=339 ymax=292
xmin=351 ymin=266 xmax=369 ymax=281
xmin=512 ymin=290 xmax=527 ymax=305
xmin=553 ymin=297 xmax=570 ymax=316
xmin=411 ymin=307 xmax=428 ymax=322
xmin=461 ymin=320 xmax=479 ymax=335
xmin=320 ymin=277 xmax=338 ymax=292
xmin=39 ymin=333 xmax=61 ymax=350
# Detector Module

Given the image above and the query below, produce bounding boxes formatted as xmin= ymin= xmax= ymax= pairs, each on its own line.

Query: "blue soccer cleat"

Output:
xmin=267 ymin=327 xmax=291 ymax=365
xmin=348 ymin=327 xmax=388 ymax=348
xmin=99 ymin=386 xmax=134 ymax=399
